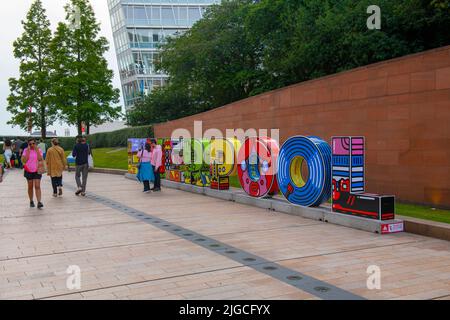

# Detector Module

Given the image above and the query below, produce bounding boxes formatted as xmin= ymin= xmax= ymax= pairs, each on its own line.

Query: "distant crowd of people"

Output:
xmin=1 ymin=136 xmax=92 ymax=209
xmin=1 ymin=136 xmax=164 ymax=209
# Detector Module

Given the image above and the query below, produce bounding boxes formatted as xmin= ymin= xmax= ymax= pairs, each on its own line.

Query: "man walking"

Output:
xmin=72 ymin=136 xmax=91 ymax=196
xmin=150 ymin=139 xmax=162 ymax=192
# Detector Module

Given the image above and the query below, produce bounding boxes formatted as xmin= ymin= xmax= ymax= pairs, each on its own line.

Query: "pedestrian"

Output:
xmin=150 ymin=139 xmax=162 ymax=192
xmin=3 ymin=139 xmax=13 ymax=169
xmin=137 ymin=142 xmax=154 ymax=193
xmin=13 ymin=137 xmax=24 ymax=168
xmin=0 ymin=163 xmax=4 ymax=183
xmin=21 ymin=137 xmax=44 ymax=209
xmin=38 ymin=139 xmax=47 ymax=160
xmin=20 ymin=140 xmax=28 ymax=156
xmin=46 ymin=138 xmax=67 ymax=197
xmin=72 ymin=136 xmax=91 ymax=196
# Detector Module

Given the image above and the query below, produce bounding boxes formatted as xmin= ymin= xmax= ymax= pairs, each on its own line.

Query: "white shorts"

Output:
xmin=4 ymin=149 xmax=12 ymax=162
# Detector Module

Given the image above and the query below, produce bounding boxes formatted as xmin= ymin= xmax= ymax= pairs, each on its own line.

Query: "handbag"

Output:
xmin=37 ymin=160 xmax=47 ymax=175
xmin=87 ymin=145 xmax=94 ymax=168
xmin=37 ymin=150 xmax=47 ymax=175
xmin=137 ymin=149 xmax=144 ymax=169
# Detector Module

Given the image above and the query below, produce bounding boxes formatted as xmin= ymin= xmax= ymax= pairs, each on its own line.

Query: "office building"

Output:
xmin=107 ymin=0 xmax=220 ymax=109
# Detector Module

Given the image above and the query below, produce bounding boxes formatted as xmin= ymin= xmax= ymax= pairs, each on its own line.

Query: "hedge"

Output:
xmin=82 ymin=125 xmax=154 ymax=149
xmin=0 ymin=125 xmax=154 ymax=153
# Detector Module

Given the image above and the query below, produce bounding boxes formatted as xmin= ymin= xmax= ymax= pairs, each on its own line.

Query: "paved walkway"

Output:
xmin=1 ymin=170 xmax=449 ymax=300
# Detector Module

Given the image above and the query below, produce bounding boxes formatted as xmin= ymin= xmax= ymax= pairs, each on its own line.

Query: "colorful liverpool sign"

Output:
xmin=128 ymin=135 xmax=397 ymax=223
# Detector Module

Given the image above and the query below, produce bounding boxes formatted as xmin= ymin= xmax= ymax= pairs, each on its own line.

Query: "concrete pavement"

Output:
xmin=0 ymin=170 xmax=449 ymax=300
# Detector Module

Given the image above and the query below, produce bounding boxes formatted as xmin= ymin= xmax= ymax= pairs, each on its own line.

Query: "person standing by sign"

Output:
xmin=72 ymin=136 xmax=91 ymax=196
xmin=46 ymin=138 xmax=67 ymax=197
xmin=137 ymin=143 xmax=154 ymax=193
xmin=21 ymin=138 xmax=44 ymax=209
xmin=150 ymin=139 xmax=162 ymax=192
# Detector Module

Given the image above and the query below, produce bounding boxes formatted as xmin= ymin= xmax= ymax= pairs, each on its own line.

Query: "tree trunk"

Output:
xmin=41 ymin=125 xmax=46 ymax=140
xmin=77 ymin=120 xmax=82 ymax=136
xmin=40 ymin=101 xmax=46 ymax=139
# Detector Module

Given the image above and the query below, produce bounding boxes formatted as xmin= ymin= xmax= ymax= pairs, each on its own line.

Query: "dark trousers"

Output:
xmin=75 ymin=164 xmax=89 ymax=192
xmin=153 ymin=166 xmax=161 ymax=189
xmin=143 ymin=180 xmax=150 ymax=191
xmin=15 ymin=152 xmax=22 ymax=168
xmin=51 ymin=176 xmax=63 ymax=194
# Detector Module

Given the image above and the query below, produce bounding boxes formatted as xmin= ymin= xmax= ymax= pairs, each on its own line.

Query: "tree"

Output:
xmin=158 ymin=0 xmax=261 ymax=110
xmin=245 ymin=0 xmax=450 ymax=88
xmin=7 ymin=0 xmax=56 ymax=138
xmin=126 ymin=83 xmax=199 ymax=126
xmin=50 ymin=0 xmax=121 ymax=135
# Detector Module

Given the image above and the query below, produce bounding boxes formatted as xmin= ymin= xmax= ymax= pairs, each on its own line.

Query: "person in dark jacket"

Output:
xmin=72 ymin=136 xmax=91 ymax=196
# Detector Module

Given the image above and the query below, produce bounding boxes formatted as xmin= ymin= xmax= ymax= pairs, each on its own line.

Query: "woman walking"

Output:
xmin=136 ymin=142 xmax=154 ymax=193
xmin=46 ymin=138 xmax=67 ymax=197
xmin=3 ymin=139 xmax=13 ymax=169
xmin=21 ymin=138 xmax=44 ymax=209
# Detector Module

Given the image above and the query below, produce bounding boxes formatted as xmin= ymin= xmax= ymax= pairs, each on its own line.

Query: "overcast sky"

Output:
xmin=0 ymin=0 xmax=122 ymax=136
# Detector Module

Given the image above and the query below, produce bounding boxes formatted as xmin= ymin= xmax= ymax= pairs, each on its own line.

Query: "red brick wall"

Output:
xmin=154 ymin=46 xmax=450 ymax=207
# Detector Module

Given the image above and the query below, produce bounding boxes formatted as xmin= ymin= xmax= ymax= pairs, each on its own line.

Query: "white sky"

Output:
xmin=0 ymin=0 xmax=123 ymax=136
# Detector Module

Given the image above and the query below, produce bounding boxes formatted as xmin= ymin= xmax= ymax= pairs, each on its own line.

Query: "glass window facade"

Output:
xmin=108 ymin=0 xmax=220 ymax=109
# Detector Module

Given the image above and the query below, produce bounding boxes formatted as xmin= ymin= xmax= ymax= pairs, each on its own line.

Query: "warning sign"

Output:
xmin=381 ymin=222 xmax=404 ymax=234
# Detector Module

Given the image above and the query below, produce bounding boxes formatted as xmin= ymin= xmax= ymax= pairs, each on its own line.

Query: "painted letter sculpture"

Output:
xmin=128 ymin=135 xmax=396 ymax=222
xmin=331 ymin=137 xmax=395 ymax=220
xmin=237 ymin=137 xmax=279 ymax=198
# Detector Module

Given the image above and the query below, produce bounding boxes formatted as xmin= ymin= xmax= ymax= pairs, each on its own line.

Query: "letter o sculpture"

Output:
xmin=237 ymin=137 xmax=279 ymax=198
xmin=277 ymin=136 xmax=332 ymax=207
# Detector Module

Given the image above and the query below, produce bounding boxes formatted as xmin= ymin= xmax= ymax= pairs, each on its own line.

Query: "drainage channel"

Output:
xmin=66 ymin=186 xmax=365 ymax=300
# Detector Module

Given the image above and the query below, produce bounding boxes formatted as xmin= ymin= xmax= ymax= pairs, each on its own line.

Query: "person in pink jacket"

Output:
xmin=150 ymin=139 xmax=162 ymax=192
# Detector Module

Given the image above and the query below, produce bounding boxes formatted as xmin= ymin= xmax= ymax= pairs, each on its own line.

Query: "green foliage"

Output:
xmin=126 ymin=85 xmax=198 ymax=126
xmin=85 ymin=125 xmax=154 ymax=149
xmin=396 ymin=203 xmax=450 ymax=224
xmin=7 ymin=0 xmax=56 ymax=138
xmin=127 ymin=0 xmax=450 ymax=126
xmin=52 ymin=125 xmax=153 ymax=150
xmin=7 ymin=0 xmax=121 ymax=138
xmin=0 ymin=126 xmax=153 ymax=151
xmin=64 ymin=148 xmax=129 ymax=170
xmin=50 ymin=0 xmax=121 ymax=135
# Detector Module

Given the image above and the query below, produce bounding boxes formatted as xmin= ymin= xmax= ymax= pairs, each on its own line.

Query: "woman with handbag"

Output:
xmin=21 ymin=137 xmax=45 ymax=209
xmin=136 ymin=143 xmax=154 ymax=193
xmin=46 ymin=138 xmax=68 ymax=197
